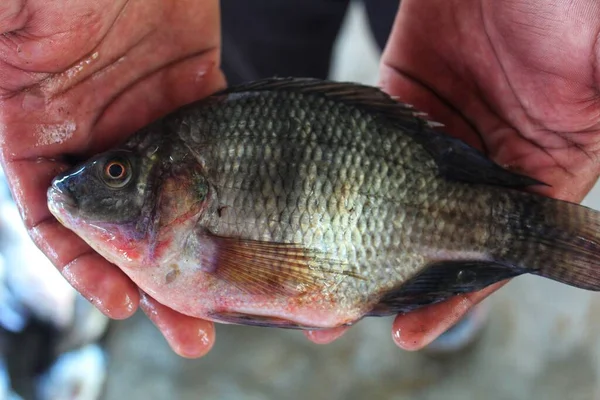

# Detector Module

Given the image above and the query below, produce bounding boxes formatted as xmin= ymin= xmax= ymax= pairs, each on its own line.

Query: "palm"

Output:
xmin=0 ymin=0 xmax=225 ymax=357
xmin=379 ymin=0 xmax=600 ymax=348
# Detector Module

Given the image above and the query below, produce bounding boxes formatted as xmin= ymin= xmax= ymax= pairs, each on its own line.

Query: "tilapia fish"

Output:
xmin=47 ymin=78 xmax=600 ymax=329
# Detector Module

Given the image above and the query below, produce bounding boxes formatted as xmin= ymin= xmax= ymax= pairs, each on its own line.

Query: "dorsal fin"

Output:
xmin=219 ymin=76 xmax=423 ymax=124
xmin=409 ymin=132 xmax=549 ymax=187
xmin=218 ymin=77 xmax=548 ymax=188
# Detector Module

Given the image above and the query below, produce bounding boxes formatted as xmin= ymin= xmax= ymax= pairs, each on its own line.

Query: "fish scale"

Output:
xmin=47 ymin=78 xmax=600 ymax=329
xmin=177 ymin=89 xmax=497 ymax=302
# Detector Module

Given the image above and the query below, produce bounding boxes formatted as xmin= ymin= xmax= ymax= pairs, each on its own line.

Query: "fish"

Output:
xmin=46 ymin=77 xmax=600 ymax=330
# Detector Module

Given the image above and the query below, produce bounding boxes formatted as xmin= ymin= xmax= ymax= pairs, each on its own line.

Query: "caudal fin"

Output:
xmin=502 ymin=194 xmax=600 ymax=291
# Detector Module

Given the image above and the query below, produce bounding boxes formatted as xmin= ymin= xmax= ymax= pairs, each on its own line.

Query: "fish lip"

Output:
xmin=47 ymin=183 xmax=77 ymax=213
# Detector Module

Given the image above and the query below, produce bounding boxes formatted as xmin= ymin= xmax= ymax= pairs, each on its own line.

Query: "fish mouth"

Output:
xmin=47 ymin=184 xmax=77 ymax=217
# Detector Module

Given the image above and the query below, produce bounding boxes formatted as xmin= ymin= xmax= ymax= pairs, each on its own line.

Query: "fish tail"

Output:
xmin=498 ymin=193 xmax=600 ymax=291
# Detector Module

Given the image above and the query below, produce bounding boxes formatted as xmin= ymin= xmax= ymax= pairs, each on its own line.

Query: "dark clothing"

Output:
xmin=220 ymin=0 xmax=399 ymax=85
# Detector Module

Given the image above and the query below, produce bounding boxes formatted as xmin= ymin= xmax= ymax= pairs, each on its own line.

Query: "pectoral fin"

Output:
xmin=206 ymin=234 xmax=360 ymax=296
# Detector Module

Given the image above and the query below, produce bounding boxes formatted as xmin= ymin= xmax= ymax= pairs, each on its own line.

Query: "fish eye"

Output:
xmin=100 ymin=157 xmax=132 ymax=188
xmin=106 ymin=162 xmax=126 ymax=179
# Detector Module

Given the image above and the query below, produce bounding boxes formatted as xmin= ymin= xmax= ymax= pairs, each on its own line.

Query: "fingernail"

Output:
xmin=122 ymin=293 xmax=136 ymax=315
xmin=392 ymin=327 xmax=401 ymax=343
xmin=304 ymin=326 xmax=349 ymax=344
xmin=194 ymin=60 xmax=215 ymax=83
xmin=172 ymin=324 xmax=214 ymax=358
xmin=391 ymin=324 xmax=425 ymax=351
xmin=391 ymin=327 xmax=413 ymax=350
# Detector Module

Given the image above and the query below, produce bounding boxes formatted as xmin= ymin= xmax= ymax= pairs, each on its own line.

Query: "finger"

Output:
xmin=60 ymin=253 xmax=138 ymax=320
xmin=391 ymin=281 xmax=507 ymax=351
xmin=139 ymin=292 xmax=215 ymax=359
xmin=303 ymin=326 xmax=350 ymax=345
xmin=2 ymin=158 xmax=139 ymax=320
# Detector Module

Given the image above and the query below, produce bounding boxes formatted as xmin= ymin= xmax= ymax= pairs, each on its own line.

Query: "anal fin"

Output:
xmin=368 ymin=260 xmax=524 ymax=316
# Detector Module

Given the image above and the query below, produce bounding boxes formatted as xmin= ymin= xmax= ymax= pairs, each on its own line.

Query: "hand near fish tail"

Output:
xmin=0 ymin=0 xmax=225 ymax=357
xmin=376 ymin=0 xmax=600 ymax=350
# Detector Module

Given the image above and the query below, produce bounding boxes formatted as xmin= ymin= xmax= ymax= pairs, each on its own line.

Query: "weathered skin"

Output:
xmin=47 ymin=78 xmax=600 ymax=329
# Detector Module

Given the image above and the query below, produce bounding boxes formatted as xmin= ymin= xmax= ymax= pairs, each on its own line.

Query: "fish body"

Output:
xmin=47 ymin=78 xmax=600 ymax=329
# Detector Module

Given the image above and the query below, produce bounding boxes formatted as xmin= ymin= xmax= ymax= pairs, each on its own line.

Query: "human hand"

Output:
xmin=0 ymin=0 xmax=225 ymax=358
xmin=377 ymin=0 xmax=600 ymax=350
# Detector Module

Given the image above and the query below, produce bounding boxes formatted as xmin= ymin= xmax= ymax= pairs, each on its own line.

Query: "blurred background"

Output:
xmin=3 ymin=2 xmax=600 ymax=399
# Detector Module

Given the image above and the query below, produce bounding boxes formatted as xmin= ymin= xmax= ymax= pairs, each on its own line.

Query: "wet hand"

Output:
xmin=0 ymin=0 xmax=225 ymax=358
xmin=377 ymin=0 xmax=600 ymax=350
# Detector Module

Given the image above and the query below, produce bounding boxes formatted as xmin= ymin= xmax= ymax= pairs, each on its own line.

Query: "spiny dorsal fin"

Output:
xmin=412 ymin=133 xmax=549 ymax=187
xmin=219 ymin=77 xmax=548 ymax=188
xmin=219 ymin=77 xmax=442 ymax=127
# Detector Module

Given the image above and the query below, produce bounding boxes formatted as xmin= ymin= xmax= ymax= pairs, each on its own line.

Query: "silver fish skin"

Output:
xmin=47 ymin=78 xmax=600 ymax=329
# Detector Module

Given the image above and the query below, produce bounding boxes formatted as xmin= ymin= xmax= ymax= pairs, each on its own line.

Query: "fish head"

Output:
xmin=49 ymin=150 xmax=149 ymax=223
xmin=47 ymin=132 xmax=166 ymax=267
